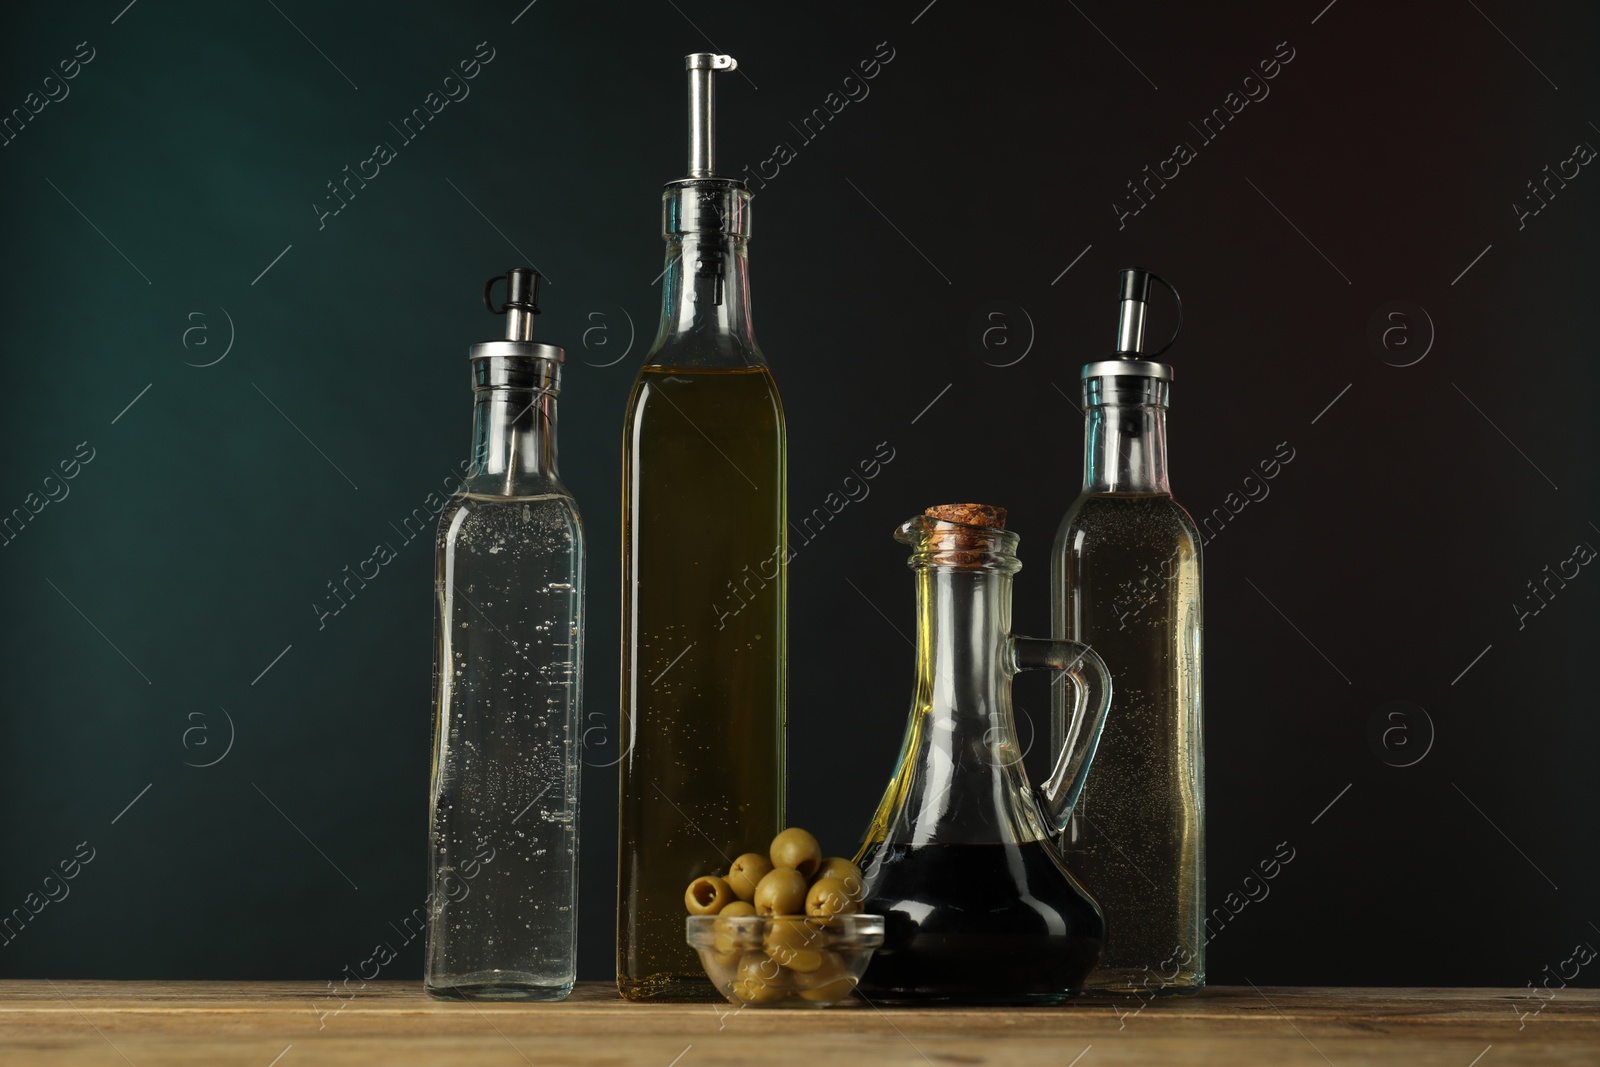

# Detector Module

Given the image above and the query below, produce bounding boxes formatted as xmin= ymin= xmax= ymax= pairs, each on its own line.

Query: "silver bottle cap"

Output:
xmin=1081 ymin=267 xmax=1178 ymax=383
xmin=471 ymin=268 xmax=565 ymax=365
xmin=471 ymin=269 xmax=562 ymax=395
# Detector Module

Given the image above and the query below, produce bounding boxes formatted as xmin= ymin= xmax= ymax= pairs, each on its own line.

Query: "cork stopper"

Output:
xmin=923 ymin=503 xmax=1007 ymax=529
xmin=913 ymin=503 xmax=1011 ymax=569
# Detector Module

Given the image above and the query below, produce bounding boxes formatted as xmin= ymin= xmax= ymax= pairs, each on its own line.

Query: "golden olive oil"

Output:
xmin=617 ymin=365 xmax=786 ymax=1001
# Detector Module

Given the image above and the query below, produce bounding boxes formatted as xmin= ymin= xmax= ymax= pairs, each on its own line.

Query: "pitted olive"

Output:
xmin=815 ymin=857 xmax=865 ymax=900
xmin=769 ymin=827 xmax=823 ymax=879
xmin=752 ymin=868 xmax=808 ymax=916
xmin=684 ymin=875 xmax=735 ymax=915
xmin=726 ymin=852 xmax=774 ymax=901
xmin=806 ymin=877 xmax=860 ymax=917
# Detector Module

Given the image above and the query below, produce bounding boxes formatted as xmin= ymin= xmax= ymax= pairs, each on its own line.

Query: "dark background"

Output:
xmin=1 ymin=0 xmax=1594 ymax=992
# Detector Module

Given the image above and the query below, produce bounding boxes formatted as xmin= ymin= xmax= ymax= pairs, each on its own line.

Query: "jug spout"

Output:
xmin=1012 ymin=637 xmax=1113 ymax=835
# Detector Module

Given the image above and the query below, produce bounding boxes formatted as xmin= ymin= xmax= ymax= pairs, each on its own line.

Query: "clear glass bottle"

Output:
xmin=426 ymin=269 xmax=585 ymax=1001
xmin=1052 ymin=269 xmax=1205 ymax=994
xmin=617 ymin=53 xmax=787 ymax=1001
xmin=855 ymin=504 xmax=1114 ymax=1005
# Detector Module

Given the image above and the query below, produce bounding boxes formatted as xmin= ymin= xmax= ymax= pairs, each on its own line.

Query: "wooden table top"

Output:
xmin=0 ymin=981 xmax=1594 ymax=1066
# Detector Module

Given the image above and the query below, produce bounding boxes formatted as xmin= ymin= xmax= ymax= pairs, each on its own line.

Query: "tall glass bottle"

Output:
xmin=1052 ymin=268 xmax=1205 ymax=994
xmin=426 ymin=269 xmax=585 ymax=1001
xmin=617 ymin=53 xmax=786 ymax=1001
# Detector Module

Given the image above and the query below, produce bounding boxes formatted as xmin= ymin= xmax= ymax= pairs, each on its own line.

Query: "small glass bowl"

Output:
xmin=686 ymin=914 xmax=885 ymax=1008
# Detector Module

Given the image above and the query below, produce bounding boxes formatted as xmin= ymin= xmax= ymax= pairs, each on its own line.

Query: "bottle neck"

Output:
xmin=919 ymin=568 xmax=1009 ymax=732
xmin=1083 ymin=378 xmax=1171 ymax=494
xmin=649 ymin=180 xmax=759 ymax=364
xmin=464 ymin=357 xmax=560 ymax=496
xmin=651 ymin=232 xmax=756 ymax=358
xmin=878 ymin=566 xmax=1043 ymax=847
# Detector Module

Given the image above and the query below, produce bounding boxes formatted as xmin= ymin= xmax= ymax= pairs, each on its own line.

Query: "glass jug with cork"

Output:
xmin=854 ymin=504 xmax=1113 ymax=1004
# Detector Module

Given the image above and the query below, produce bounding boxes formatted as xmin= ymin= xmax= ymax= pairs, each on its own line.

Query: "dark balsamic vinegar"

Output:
xmin=858 ymin=841 xmax=1105 ymax=1005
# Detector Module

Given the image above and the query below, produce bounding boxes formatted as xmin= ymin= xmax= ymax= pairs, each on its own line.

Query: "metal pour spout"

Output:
xmin=685 ymin=53 xmax=737 ymax=179
xmin=1115 ymin=267 xmax=1151 ymax=356
xmin=483 ymin=268 xmax=542 ymax=341
xmin=1081 ymin=266 xmax=1179 ymax=384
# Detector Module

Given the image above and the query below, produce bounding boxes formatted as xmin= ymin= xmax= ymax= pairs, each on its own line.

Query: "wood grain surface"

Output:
xmin=0 ymin=982 xmax=1594 ymax=1066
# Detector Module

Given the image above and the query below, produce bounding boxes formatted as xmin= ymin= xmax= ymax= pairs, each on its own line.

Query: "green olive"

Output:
xmin=752 ymin=868 xmax=808 ymax=916
xmin=684 ymin=875 xmax=735 ymax=915
xmin=764 ymin=917 xmax=827 ymax=954
xmin=766 ymin=942 xmax=824 ymax=973
xmin=797 ymin=976 xmax=856 ymax=1003
xmin=768 ymin=828 xmax=822 ymax=880
xmin=806 ymin=877 xmax=860 ymax=917
xmin=815 ymin=857 xmax=865 ymax=900
xmin=790 ymin=950 xmax=850 ymax=990
xmin=725 ymin=852 xmax=774 ymax=901
xmin=764 ymin=918 xmax=827 ymax=972
xmin=737 ymin=950 xmax=791 ymax=989
xmin=713 ymin=901 xmax=759 ymax=954
xmin=731 ymin=978 xmax=790 ymax=1004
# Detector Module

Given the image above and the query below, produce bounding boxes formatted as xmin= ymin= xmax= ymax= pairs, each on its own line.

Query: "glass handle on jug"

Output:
xmin=1011 ymin=636 xmax=1114 ymax=836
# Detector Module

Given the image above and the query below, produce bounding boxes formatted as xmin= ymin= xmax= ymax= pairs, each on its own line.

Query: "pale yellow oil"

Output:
xmin=1054 ymin=492 xmax=1205 ymax=993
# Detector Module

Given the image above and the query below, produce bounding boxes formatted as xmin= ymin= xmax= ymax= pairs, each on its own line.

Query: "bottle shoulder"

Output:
xmin=623 ymin=363 xmax=786 ymax=424
xmin=1055 ymin=493 xmax=1203 ymax=553
xmin=643 ymin=335 xmax=768 ymax=372
xmin=437 ymin=490 xmax=584 ymax=545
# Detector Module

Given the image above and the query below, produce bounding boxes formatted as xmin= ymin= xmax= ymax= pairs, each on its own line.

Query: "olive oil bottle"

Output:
xmin=617 ymin=53 xmax=787 ymax=1001
xmin=1053 ymin=269 xmax=1205 ymax=994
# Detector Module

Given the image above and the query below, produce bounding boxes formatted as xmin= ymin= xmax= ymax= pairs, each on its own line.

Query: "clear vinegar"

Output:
xmin=427 ymin=492 xmax=584 ymax=1001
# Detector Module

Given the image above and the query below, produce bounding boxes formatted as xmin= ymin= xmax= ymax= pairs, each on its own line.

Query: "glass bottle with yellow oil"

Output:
xmin=1053 ymin=268 xmax=1205 ymax=995
xmin=617 ymin=52 xmax=787 ymax=1001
